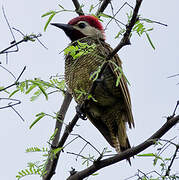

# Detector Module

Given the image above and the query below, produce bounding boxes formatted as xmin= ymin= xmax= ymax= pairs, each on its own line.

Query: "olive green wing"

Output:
xmin=109 ymin=53 xmax=134 ymax=128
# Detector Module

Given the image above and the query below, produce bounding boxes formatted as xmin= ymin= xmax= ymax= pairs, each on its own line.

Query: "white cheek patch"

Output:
xmin=73 ymin=26 xmax=104 ymax=39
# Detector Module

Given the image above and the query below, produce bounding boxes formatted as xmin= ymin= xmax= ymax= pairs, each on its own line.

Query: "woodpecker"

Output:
xmin=51 ymin=15 xmax=134 ymax=159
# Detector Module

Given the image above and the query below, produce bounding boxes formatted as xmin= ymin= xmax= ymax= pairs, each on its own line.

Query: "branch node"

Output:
xmin=69 ymin=167 xmax=77 ymax=176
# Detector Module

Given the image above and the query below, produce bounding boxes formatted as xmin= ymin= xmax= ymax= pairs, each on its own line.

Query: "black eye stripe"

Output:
xmin=78 ymin=22 xmax=86 ymax=29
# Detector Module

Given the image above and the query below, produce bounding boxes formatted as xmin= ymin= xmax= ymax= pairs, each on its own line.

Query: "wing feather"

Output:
xmin=109 ymin=57 xmax=134 ymax=128
xmin=104 ymin=43 xmax=134 ymax=128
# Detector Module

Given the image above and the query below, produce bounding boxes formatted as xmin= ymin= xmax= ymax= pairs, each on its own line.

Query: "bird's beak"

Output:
xmin=51 ymin=23 xmax=74 ymax=32
xmin=51 ymin=23 xmax=83 ymax=42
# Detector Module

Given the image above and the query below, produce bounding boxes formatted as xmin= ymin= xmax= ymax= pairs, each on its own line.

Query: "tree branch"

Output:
xmin=41 ymin=113 xmax=81 ymax=178
xmin=96 ymin=0 xmax=111 ymax=16
xmin=67 ymin=115 xmax=179 ymax=180
xmin=43 ymin=91 xmax=73 ymax=180
xmin=52 ymin=92 xmax=72 ymax=146
xmin=43 ymin=114 xmax=79 ymax=180
xmin=72 ymin=0 xmax=84 ymax=16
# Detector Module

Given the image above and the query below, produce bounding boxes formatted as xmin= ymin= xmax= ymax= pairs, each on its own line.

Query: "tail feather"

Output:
xmin=112 ymin=136 xmax=131 ymax=165
xmin=113 ymin=119 xmax=132 ymax=165
xmin=119 ymin=137 xmax=131 ymax=165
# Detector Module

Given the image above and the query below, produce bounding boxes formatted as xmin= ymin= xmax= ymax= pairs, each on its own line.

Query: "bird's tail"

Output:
xmin=113 ymin=121 xmax=132 ymax=165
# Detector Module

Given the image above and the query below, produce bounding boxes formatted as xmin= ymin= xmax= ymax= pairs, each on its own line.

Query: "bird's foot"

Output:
xmin=76 ymin=104 xmax=87 ymax=120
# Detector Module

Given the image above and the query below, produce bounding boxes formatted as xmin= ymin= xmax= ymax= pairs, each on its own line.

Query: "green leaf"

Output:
xmin=140 ymin=27 xmax=145 ymax=35
xmin=98 ymin=12 xmax=113 ymax=19
xmin=89 ymin=4 xmax=94 ymax=13
xmin=19 ymin=81 xmax=26 ymax=92
xmin=116 ymin=73 xmax=122 ymax=87
xmin=44 ymin=12 xmax=56 ymax=31
xmin=142 ymin=18 xmax=154 ymax=23
xmin=9 ymin=89 xmax=20 ymax=98
xmin=26 ymin=146 xmax=42 ymax=152
xmin=73 ymin=51 xmax=84 ymax=59
xmin=18 ymin=171 xmax=24 ymax=176
xmin=41 ymin=10 xmax=56 ymax=17
xmin=29 ymin=112 xmax=45 ymax=129
xmin=0 ymin=86 xmax=9 ymax=94
xmin=53 ymin=147 xmax=63 ymax=155
xmin=74 ymin=88 xmax=87 ymax=100
xmin=115 ymin=29 xmax=125 ymax=39
xmin=21 ymin=170 xmax=26 ymax=175
xmin=16 ymin=175 xmax=21 ymax=179
xmin=92 ymin=173 xmax=99 ymax=176
xmin=25 ymin=169 xmax=30 ymax=175
xmin=145 ymin=32 xmax=155 ymax=50
xmin=28 ymin=80 xmax=48 ymax=100
xmin=137 ymin=153 xmax=155 ymax=157
xmin=87 ymin=94 xmax=97 ymax=102
xmin=25 ymin=84 xmax=36 ymax=94
xmin=146 ymin=28 xmax=154 ymax=32
xmin=49 ymin=128 xmax=58 ymax=141
xmin=35 ymin=83 xmax=48 ymax=100
xmin=89 ymin=65 xmax=102 ymax=81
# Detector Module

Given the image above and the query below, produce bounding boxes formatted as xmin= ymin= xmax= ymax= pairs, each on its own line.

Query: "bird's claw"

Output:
xmin=76 ymin=104 xmax=87 ymax=120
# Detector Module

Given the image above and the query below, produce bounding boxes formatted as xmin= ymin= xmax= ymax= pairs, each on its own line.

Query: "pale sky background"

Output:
xmin=0 ymin=0 xmax=178 ymax=180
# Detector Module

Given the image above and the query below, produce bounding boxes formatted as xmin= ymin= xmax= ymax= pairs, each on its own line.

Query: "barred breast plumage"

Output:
xmin=65 ymin=37 xmax=134 ymax=156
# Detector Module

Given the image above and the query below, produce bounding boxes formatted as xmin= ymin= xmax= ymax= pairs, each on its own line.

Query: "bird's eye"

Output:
xmin=78 ymin=22 xmax=86 ymax=29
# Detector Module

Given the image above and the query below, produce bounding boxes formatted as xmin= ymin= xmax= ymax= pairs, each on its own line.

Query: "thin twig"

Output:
xmin=0 ymin=39 xmax=25 ymax=54
xmin=0 ymin=98 xmax=21 ymax=109
xmin=0 ymin=66 xmax=26 ymax=92
xmin=167 ymin=73 xmax=179 ymax=78
xmin=67 ymin=151 xmax=94 ymax=163
xmin=105 ymin=2 xmax=133 ymax=30
xmin=159 ymin=137 xmax=177 ymax=148
xmin=0 ymin=64 xmax=16 ymax=80
xmin=140 ymin=18 xmax=168 ymax=27
xmin=8 ymin=102 xmax=25 ymax=121
xmin=15 ymin=66 xmax=26 ymax=82
xmin=165 ymin=144 xmax=179 ymax=176
xmin=2 ymin=6 xmax=18 ymax=54
xmin=0 ymin=33 xmax=43 ymax=55
xmin=71 ymin=134 xmax=101 ymax=155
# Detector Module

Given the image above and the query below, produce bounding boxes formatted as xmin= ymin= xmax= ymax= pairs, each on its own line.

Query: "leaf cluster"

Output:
xmin=9 ymin=77 xmax=65 ymax=101
xmin=16 ymin=161 xmax=45 ymax=179
xmin=115 ymin=11 xmax=156 ymax=49
xmin=64 ymin=41 xmax=96 ymax=60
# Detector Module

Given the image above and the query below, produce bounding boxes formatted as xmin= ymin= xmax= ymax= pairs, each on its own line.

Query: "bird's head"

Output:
xmin=51 ymin=15 xmax=105 ymax=42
